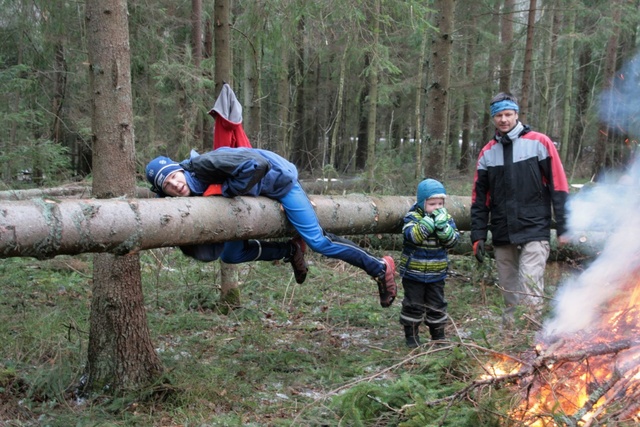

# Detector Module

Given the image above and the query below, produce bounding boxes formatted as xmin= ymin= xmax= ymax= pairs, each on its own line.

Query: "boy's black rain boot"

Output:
xmin=404 ymin=325 xmax=421 ymax=348
xmin=428 ymin=323 xmax=446 ymax=343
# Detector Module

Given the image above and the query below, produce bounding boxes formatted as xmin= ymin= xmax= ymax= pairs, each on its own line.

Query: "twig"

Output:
xmin=569 ymin=367 xmax=623 ymax=425
xmin=521 ymin=313 xmax=542 ymax=328
xmin=367 ymin=394 xmax=401 ymax=414
xmin=289 ymin=345 xmax=448 ymax=425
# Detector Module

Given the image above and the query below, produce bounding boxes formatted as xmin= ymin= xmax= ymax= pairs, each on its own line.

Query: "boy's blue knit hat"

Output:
xmin=417 ymin=179 xmax=446 ymax=206
xmin=146 ymin=156 xmax=183 ymax=196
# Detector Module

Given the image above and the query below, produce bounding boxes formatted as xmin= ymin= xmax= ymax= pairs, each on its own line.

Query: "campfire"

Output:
xmin=503 ymin=269 xmax=640 ymax=426
xmin=485 ymin=178 xmax=640 ymax=426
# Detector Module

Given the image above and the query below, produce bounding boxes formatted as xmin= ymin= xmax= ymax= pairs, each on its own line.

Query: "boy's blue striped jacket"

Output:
xmin=398 ymin=203 xmax=460 ymax=283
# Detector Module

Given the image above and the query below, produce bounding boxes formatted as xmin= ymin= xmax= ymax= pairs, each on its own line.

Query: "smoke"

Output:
xmin=598 ymin=54 xmax=640 ymax=138
xmin=542 ymin=52 xmax=640 ymax=337
xmin=543 ymin=177 xmax=640 ymax=336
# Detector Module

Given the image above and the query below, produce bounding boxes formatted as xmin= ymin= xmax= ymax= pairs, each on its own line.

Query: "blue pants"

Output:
xmin=278 ymin=183 xmax=385 ymax=278
xmin=180 ymin=240 xmax=290 ymax=263
xmin=180 ymin=183 xmax=385 ymax=278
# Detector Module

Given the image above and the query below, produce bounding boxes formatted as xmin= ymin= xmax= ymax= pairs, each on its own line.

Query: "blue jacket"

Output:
xmin=179 ymin=147 xmax=298 ymax=200
xmin=398 ymin=204 xmax=459 ymax=283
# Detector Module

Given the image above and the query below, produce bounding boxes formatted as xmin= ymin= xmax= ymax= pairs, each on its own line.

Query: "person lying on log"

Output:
xmin=145 ymin=147 xmax=397 ymax=307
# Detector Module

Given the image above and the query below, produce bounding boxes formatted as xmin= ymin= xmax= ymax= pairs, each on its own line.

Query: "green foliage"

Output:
xmin=16 ymin=139 xmax=72 ymax=182
xmin=0 ymin=247 xmax=568 ymax=425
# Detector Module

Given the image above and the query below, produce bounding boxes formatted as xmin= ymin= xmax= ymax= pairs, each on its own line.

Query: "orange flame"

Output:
xmin=506 ymin=268 xmax=640 ymax=425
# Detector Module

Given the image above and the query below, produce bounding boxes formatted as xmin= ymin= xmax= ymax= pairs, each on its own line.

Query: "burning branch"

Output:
xmin=511 ymin=338 xmax=640 ymax=426
xmin=562 ymin=367 xmax=621 ymax=426
xmin=413 ymin=339 xmax=640 ymax=425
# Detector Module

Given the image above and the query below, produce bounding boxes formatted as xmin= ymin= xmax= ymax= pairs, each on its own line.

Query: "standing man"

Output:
xmin=471 ymin=92 xmax=570 ymax=325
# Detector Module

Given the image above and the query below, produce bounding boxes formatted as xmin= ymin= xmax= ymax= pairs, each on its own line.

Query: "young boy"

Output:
xmin=398 ymin=179 xmax=459 ymax=347
xmin=145 ymin=147 xmax=397 ymax=307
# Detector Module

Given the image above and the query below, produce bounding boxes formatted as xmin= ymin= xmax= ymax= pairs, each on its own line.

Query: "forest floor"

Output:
xmin=0 ymin=243 xmax=583 ymax=426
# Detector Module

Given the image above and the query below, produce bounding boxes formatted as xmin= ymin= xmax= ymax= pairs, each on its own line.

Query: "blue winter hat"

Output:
xmin=416 ymin=179 xmax=447 ymax=206
xmin=146 ymin=156 xmax=183 ymax=196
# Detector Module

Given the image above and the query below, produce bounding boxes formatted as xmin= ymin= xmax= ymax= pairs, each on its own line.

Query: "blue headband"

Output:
xmin=490 ymin=100 xmax=519 ymax=117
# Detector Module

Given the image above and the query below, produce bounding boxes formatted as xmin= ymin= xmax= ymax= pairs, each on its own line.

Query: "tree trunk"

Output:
xmin=330 ymin=43 xmax=349 ymax=168
xmin=538 ymin=0 xmax=559 ymax=136
xmin=243 ymin=46 xmax=261 ymax=148
xmin=560 ymin=3 xmax=576 ymax=164
xmin=6 ymin=27 xmax=24 ymax=182
xmin=213 ymin=0 xmax=240 ymax=310
xmin=459 ymin=4 xmax=477 ymax=174
xmin=414 ymin=33 xmax=428 ymax=179
xmin=366 ymin=0 xmax=380 ymax=191
xmin=480 ymin=1 xmax=502 ymax=145
xmin=595 ymin=0 xmax=622 ymax=178
xmin=0 ymin=194 xmax=605 ymax=262
xmin=0 ymin=184 xmax=153 ymax=200
xmin=0 ymin=194 xmax=472 ymax=258
xmin=425 ymin=0 xmax=454 ymax=179
xmin=214 ymin=0 xmax=231 ymax=93
xmin=519 ymin=0 xmax=537 ymax=123
xmin=356 ymin=54 xmax=370 ymax=171
xmin=88 ymin=254 xmax=162 ymax=391
xmin=346 ymin=229 xmax=601 ymax=262
xmin=84 ymin=0 xmax=162 ymax=393
xmin=448 ymin=98 xmax=461 ymax=170
xmin=499 ymin=0 xmax=515 ymax=92
xmin=51 ymin=42 xmax=67 ymax=146
xmin=277 ymin=47 xmax=291 ymax=158
xmin=569 ymin=47 xmax=592 ymax=180
xmin=291 ymin=16 xmax=308 ymax=170
xmin=191 ymin=0 xmax=204 ymax=151
xmin=203 ymin=17 xmax=214 ymax=147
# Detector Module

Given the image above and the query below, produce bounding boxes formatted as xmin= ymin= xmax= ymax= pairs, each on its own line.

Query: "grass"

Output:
xmin=0 ymin=247 xmax=575 ymax=426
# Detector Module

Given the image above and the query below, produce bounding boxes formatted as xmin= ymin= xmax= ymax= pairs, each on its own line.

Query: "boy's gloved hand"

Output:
xmin=432 ymin=208 xmax=449 ymax=229
xmin=419 ymin=215 xmax=436 ymax=234
xmin=473 ymin=240 xmax=486 ymax=263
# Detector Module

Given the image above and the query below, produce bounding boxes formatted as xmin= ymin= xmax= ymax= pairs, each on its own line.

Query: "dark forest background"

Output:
xmin=2 ymin=0 xmax=639 ymax=193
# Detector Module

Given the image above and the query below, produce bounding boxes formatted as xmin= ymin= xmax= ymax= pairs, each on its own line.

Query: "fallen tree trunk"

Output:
xmin=0 ymin=184 xmax=154 ymax=200
xmin=346 ymin=230 xmax=604 ymax=261
xmin=0 ymin=191 xmax=603 ymax=260
xmin=0 ymin=178 xmax=366 ymax=200
xmin=0 ymin=194 xmax=470 ymax=259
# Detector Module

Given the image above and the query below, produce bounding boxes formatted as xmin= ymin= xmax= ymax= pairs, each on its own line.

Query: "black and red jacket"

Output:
xmin=470 ymin=122 xmax=569 ymax=246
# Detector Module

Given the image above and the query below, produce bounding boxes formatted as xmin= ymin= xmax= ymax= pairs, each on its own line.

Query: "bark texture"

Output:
xmin=84 ymin=0 xmax=162 ymax=393
xmin=0 ymin=194 xmax=471 ymax=258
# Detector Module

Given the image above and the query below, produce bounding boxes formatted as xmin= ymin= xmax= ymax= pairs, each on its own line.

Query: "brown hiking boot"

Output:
xmin=288 ymin=236 xmax=308 ymax=284
xmin=376 ymin=256 xmax=397 ymax=308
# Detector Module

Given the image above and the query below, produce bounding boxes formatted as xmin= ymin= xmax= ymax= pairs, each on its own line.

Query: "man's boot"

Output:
xmin=286 ymin=236 xmax=308 ymax=284
xmin=404 ymin=325 xmax=421 ymax=348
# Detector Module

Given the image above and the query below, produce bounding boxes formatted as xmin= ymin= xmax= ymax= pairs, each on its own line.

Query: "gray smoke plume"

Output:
xmin=542 ymin=53 xmax=640 ymax=337
xmin=543 ymin=177 xmax=640 ymax=336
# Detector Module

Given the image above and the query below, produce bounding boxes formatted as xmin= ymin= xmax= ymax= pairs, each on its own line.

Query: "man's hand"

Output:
xmin=473 ymin=240 xmax=486 ymax=263
xmin=558 ymin=234 xmax=570 ymax=246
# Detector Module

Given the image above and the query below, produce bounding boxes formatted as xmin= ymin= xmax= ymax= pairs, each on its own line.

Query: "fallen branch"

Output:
xmin=414 ymin=338 xmax=640 ymax=425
